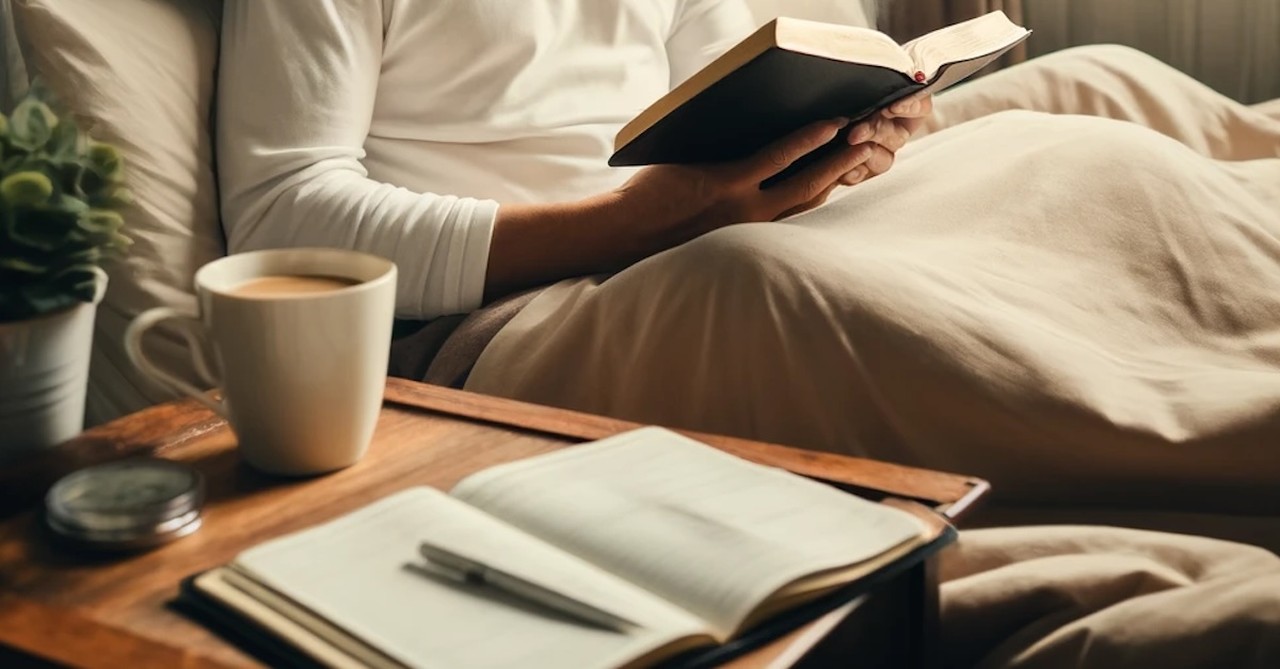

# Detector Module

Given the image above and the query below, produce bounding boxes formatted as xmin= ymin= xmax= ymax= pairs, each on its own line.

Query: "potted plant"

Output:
xmin=0 ymin=85 xmax=131 ymax=460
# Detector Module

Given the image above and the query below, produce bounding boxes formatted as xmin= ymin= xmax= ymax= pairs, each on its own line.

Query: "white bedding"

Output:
xmin=466 ymin=46 xmax=1280 ymax=525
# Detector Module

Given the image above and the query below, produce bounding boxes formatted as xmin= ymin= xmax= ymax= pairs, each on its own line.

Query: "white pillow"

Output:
xmin=11 ymin=0 xmax=225 ymax=424
xmin=3 ymin=0 xmax=872 ymax=426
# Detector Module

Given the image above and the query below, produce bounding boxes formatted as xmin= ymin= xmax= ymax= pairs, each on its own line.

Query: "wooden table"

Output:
xmin=0 ymin=379 xmax=989 ymax=668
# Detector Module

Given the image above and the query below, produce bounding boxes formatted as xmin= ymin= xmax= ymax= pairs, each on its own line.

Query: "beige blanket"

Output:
xmin=941 ymin=525 xmax=1280 ymax=668
xmin=466 ymin=46 xmax=1280 ymax=530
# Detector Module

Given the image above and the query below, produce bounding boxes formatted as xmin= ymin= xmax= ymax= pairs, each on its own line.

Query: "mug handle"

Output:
xmin=123 ymin=307 xmax=226 ymax=417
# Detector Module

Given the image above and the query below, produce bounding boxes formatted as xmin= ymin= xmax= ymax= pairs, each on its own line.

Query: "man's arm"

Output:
xmin=220 ymin=0 xmax=889 ymax=313
xmin=218 ymin=0 xmax=497 ymax=319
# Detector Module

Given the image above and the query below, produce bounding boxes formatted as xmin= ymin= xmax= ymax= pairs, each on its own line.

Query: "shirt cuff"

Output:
xmin=447 ymin=198 xmax=499 ymax=314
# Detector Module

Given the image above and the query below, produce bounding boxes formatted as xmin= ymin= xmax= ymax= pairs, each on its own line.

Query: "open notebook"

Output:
xmin=181 ymin=428 xmax=953 ymax=669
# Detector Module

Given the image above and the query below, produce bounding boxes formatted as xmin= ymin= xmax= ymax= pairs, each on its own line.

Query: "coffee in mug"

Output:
xmin=125 ymin=249 xmax=397 ymax=476
xmin=228 ymin=274 xmax=361 ymax=298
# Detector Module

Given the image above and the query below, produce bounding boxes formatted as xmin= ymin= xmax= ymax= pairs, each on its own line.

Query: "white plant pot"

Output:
xmin=0 ymin=274 xmax=106 ymax=461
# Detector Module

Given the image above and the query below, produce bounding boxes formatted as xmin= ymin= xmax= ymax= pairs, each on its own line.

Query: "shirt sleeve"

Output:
xmin=666 ymin=0 xmax=758 ymax=88
xmin=217 ymin=0 xmax=496 ymax=319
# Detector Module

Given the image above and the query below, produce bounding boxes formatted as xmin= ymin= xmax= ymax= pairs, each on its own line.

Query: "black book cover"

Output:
xmin=609 ymin=49 xmax=925 ymax=168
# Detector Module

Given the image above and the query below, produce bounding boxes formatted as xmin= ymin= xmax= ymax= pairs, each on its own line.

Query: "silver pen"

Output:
xmin=418 ymin=541 xmax=637 ymax=633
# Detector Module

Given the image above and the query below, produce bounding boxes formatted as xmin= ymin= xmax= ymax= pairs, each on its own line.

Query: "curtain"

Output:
xmin=883 ymin=0 xmax=1027 ymax=66
xmin=1022 ymin=0 xmax=1279 ymax=104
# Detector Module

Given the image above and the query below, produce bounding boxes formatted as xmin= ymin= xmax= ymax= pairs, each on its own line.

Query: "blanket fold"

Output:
xmin=941 ymin=526 xmax=1280 ymax=668
xmin=464 ymin=45 xmax=1280 ymax=520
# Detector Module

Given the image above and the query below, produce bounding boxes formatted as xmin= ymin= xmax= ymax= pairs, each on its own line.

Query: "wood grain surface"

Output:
xmin=379 ymin=380 xmax=990 ymax=518
xmin=0 ymin=379 xmax=987 ymax=668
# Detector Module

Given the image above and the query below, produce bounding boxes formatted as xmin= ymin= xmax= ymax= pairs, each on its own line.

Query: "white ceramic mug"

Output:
xmin=125 ymin=248 xmax=397 ymax=475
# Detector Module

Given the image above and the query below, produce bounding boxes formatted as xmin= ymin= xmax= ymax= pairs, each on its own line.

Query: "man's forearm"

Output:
xmin=483 ymin=193 xmax=676 ymax=302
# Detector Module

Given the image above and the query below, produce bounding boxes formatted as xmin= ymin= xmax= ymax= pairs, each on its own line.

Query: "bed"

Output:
xmin=10 ymin=0 xmax=1276 ymax=548
xmin=9 ymin=0 xmax=1280 ymax=664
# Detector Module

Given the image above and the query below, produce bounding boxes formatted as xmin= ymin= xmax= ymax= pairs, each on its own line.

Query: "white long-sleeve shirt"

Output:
xmin=216 ymin=0 xmax=755 ymax=319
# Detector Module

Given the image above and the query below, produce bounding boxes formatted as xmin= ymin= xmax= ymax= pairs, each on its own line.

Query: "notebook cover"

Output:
xmin=173 ymin=578 xmax=327 ymax=669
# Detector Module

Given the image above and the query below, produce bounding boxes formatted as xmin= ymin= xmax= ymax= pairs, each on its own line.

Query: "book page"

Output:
xmin=232 ymin=488 xmax=708 ymax=669
xmin=615 ymin=18 xmax=916 ymax=155
xmin=904 ymin=11 xmax=1030 ymax=82
xmin=774 ymin=17 xmax=915 ymax=75
xmin=451 ymin=428 xmax=926 ymax=641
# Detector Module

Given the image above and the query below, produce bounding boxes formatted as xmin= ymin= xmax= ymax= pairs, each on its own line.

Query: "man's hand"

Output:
xmin=614 ymin=116 xmax=879 ymax=242
xmin=839 ymin=92 xmax=933 ymax=186
xmin=485 ymin=102 xmax=932 ymax=299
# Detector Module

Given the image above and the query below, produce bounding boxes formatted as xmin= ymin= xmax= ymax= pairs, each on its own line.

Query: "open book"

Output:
xmin=610 ymin=11 xmax=1030 ymax=167
xmin=182 ymin=428 xmax=951 ymax=669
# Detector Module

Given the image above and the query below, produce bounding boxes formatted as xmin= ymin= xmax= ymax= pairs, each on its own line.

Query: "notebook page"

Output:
xmin=451 ymin=428 xmax=926 ymax=640
xmin=233 ymin=487 xmax=706 ymax=669
xmin=195 ymin=569 xmax=391 ymax=669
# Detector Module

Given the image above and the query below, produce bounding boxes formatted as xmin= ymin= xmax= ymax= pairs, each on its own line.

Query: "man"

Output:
xmin=216 ymin=0 xmax=928 ymax=319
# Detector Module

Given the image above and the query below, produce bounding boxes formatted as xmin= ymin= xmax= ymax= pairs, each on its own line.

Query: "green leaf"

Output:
xmin=55 ymin=162 xmax=91 ymax=200
xmin=107 ymin=231 xmax=133 ymax=249
xmin=19 ymin=281 xmax=80 ymax=315
xmin=79 ymin=166 xmax=106 ymax=196
xmin=55 ymin=192 xmax=90 ymax=214
xmin=6 ymin=206 xmax=79 ymax=251
xmin=48 ymin=116 xmax=81 ymax=161
xmin=92 ymin=186 xmax=132 ymax=209
xmin=62 ymin=246 xmax=102 ymax=264
xmin=0 ymin=256 xmax=45 ymax=274
xmin=0 ymin=171 xmax=54 ymax=205
xmin=8 ymin=98 xmax=57 ymax=152
xmin=52 ymin=264 xmax=99 ymax=299
xmin=0 ymin=111 xmax=8 ymax=139
xmin=77 ymin=209 xmax=124 ymax=235
xmin=86 ymin=142 xmax=123 ymax=181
